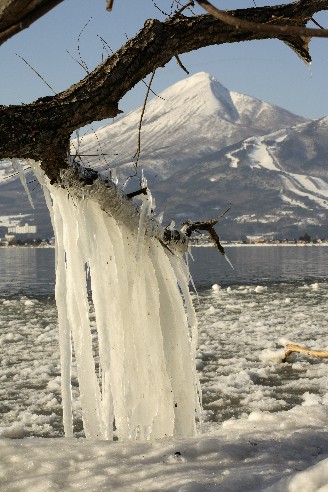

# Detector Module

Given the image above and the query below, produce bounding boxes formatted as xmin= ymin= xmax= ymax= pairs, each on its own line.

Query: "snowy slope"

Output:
xmin=140 ymin=115 xmax=328 ymax=237
xmin=223 ymin=125 xmax=328 ymax=209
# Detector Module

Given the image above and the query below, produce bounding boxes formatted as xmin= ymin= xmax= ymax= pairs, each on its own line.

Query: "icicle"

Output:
xmin=135 ymin=191 xmax=152 ymax=260
xmin=52 ymin=198 xmax=73 ymax=437
xmin=76 ymin=129 xmax=80 ymax=155
xmin=11 ymin=158 xmax=35 ymax=208
xmin=168 ymin=254 xmax=202 ymax=423
xmin=28 ymin=160 xmax=54 ymax=226
xmin=185 ymin=250 xmax=198 ymax=297
xmin=225 ymin=253 xmax=235 ymax=270
xmin=167 ymin=219 xmax=175 ymax=230
xmin=155 ymin=211 xmax=164 ymax=224
xmin=109 ymin=168 xmax=118 ymax=185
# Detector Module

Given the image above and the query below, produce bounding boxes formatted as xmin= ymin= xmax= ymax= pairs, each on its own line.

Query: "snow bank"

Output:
xmin=266 ymin=458 xmax=328 ymax=492
xmin=1 ymin=404 xmax=328 ymax=491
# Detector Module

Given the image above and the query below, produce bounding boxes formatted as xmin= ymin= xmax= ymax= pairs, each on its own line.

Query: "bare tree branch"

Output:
xmin=1 ymin=0 xmax=328 ymax=183
xmin=182 ymin=218 xmax=226 ymax=254
xmin=134 ymin=71 xmax=156 ymax=171
xmin=196 ymin=0 xmax=328 ymax=38
xmin=282 ymin=343 xmax=328 ymax=362
xmin=16 ymin=54 xmax=57 ymax=94
xmin=0 ymin=0 xmax=64 ymax=45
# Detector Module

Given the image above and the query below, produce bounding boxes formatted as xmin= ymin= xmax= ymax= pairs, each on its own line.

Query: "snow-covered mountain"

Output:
xmin=152 ymin=116 xmax=328 ymax=239
xmin=77 ymin=72 xmax=307 ymax=180
xmin=1 ymin=72 xmax=327 ymax=240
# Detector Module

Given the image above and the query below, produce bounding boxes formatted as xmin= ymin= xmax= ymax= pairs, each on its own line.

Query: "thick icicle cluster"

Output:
xmin=31 ymin=161 xmax=201 ymax=441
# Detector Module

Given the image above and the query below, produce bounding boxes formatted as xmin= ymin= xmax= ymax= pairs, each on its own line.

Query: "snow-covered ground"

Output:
xmin=1 ymin=279 xmax=328 ymax=490
xmin=1 ymin=405 xmax=328 ymax=491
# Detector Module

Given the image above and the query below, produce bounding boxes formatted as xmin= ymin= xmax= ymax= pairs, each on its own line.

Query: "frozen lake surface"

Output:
xmin=1 ymin=246 xmax=328 ymax=491
xmin=0 ymin=245 xmax=327 ymax=438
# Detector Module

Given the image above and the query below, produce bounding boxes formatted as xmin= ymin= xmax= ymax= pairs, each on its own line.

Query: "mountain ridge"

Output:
xmin=77 ymin=72 xmax=308 ymax=180
xmin=1 ymin=72 xmax=327 ymax=240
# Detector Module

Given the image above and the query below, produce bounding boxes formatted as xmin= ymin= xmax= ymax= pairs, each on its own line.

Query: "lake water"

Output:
xmin=0 ymin=245 xmax=328 ymax=438
xmin=190 ymin=244 xmax=328 ymax=287
xmin=0 ymin=244 xmax=327 ymax=295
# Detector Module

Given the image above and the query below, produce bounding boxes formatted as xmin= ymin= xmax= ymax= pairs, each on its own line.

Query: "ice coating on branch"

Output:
xmin=11 ymin=159 xmax=34 ymax=209
xmin=30 ymin=160 xmax=200 ymax=440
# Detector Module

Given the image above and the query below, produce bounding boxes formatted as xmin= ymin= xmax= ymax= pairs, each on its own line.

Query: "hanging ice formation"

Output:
xmin=11 ymin=159 xmax=35 ymax=209
xmin=29 ymin=159 xmax=201 ymax=441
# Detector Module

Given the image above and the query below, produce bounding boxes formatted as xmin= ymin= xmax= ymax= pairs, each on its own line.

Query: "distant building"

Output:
xmin=5 ymin=234 xmax=16 ymax=243
xmin=8 ymin=223 xmax=37 ymax=234
xmin=246 ymin=233 xmax=276 ymax=243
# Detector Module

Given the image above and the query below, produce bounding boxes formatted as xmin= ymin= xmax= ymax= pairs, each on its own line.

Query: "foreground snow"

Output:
xmin=1 ymin=403 xmax=328 ymax=491
xmin=1 ymin=251 xmax=328 ymax=490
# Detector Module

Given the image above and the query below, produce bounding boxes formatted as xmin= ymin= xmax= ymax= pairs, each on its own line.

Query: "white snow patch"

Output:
xmin=281 ymin=175 xmax=328 ymax=209
xmin=247 ymin=137 xmax=279 ymax=171
xmin=0 ymin=214 xmax=31 ymax=228
xmin=226 ymin=150 xmax=240 ymax=168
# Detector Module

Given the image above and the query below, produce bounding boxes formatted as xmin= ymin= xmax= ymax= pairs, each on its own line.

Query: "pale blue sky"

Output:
xmin=1 ymin=0 xmax=328 ymax=125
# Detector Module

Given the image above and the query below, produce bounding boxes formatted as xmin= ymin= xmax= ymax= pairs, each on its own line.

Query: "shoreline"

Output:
xmin=192 ymin=242 xmax=328 ymax=248
xmin=1 ymin=242 xmax=328 ymax=249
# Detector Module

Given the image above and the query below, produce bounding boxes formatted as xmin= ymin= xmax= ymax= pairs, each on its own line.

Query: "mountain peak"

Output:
xmin=156 ymin=72 xmax=239 ymax=123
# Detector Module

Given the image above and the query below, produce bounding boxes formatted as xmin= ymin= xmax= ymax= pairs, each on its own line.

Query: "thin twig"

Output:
xmin=151 ymin=0 xmax=169 ymax=16
xmin=126 ymin=187 xmax=148 ymax=199
xmin=87 ymin=125 xmax=108 ymax=168
xmin=181 ymin=218 xmax=226 ymax=255
xmin=174 ymin=0 xmax=195 ymax=16
xmin=218 ymin=205 xmax=231 ymax=219
xmin=196 ymin=0 xmax=328 ymax=38
xmin=66 ymin=50 xmax=89 ymax=73
xmin=4 ymin=167 xmax=32 ymax=180
xmin=133 ymin=71 xmax=156 ymax=171
xmin=97 ymin=35 xmax=114 ymax=55
xmin=141 ymin=79 xmax=165 ymax=100
xmin=16 ymin=54 xmax=56 ymax=94
xmin=170 ymin=0 xmax=177 ymax=15
xmin=175 ymin=54 xmax=190 ymax=74
xmin=71 ymin=154 xmax=111 ymax=157
xmin=77 ymin=18 xmax=92 ymax=74
xmin=311 ymin=17 xmax=325 ymax=29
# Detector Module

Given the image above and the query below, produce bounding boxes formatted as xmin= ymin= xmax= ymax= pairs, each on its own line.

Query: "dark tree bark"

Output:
xmin=1 ymin=0 xmax=328 ymax=185
xmin=0 ymin=0 xmax=64 ymax=45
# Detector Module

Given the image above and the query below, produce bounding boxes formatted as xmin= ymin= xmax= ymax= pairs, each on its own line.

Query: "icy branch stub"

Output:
xmin=31 ymin=160 xmax=201 ymax=440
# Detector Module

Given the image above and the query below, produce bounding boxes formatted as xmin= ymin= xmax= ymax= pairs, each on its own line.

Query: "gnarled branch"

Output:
xmin=196 ymin=0 xmax=328 ymax=38
xmin=182 ymin=218 xmax=225 ymax=255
